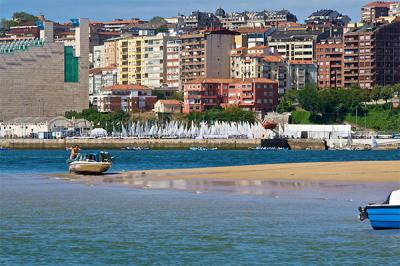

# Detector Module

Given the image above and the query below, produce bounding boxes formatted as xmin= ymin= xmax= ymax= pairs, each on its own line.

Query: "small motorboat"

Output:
xmin=189 ymin=147 xmax=218 ymax=151
xmin=67 ymin=151 xmax=112 ymax=174
xmin=121 ymin=147 xmax=150 ymax=151
xmin=359 ymin=189 xmax=400 ymax=230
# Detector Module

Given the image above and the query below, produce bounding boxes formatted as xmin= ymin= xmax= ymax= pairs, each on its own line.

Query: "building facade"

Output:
xmin=288 ymin=60 xmax=317 ymax=90
xmin=343 ymin=21 xmax=400 ymax=88
xmin=183 ymin=78 xmax=278 ymax=113
xmin=316 ymin=39 xmax=344 ymax=89
xmin=166 ymin=39 xmax=182 ymax=90
xmin=97 ymin=84 xmax=157 ymax=112
xmin=268 ymin=30 xmax=325 ymax=61
xmin=89 ymin=66 xmax=118 ymax=107
xmin=179 ymin=29 xmax=237 ymax=85
xmin=361 ymin=1 xmax=393 ymax=23
xmin=0 ymin=19 xmax=89 ymax=121
xmin=117 ymin=33 xmax=168 ymax=88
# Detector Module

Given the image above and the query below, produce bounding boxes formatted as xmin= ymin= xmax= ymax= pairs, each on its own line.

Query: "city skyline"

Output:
xmin=0 ymin=0 xmax=371 ymax=22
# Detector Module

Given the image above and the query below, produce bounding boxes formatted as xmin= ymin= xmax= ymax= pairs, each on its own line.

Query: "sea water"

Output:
xmin=1 ymin=150 xmax=399 ymax=265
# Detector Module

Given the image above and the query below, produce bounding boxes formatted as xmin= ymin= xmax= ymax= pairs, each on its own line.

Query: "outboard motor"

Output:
xmin=358 ymin=206 xmax=368 ymax=221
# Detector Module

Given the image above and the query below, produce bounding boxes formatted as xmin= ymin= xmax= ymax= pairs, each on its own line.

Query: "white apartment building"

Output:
xmin=92 ymin=45 xmax=105 ymax=68
xmin=268 ymin=30 xmax=324 ymax=61
xmin=89 ymin=66 xmax=118 ymax=106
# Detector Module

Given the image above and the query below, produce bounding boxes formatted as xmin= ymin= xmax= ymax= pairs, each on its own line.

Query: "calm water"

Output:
xmin=1 ymin=150 xmax=399 ymax=265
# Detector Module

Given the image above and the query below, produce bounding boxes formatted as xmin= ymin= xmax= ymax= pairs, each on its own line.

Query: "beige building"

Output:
xmin=179 ymin=29 xmax=237 ymax=85
xmin=153 ymin=100 xmax=182 ymax=113
xmin=117 ymin=33 xmax=168 ymax=88
xmin=104 ymin=38 xmax=119 ymax=67
xmin=0 ymin=19 xmax=89 ymax=122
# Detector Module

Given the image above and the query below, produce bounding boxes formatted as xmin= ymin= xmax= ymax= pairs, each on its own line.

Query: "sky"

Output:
xmin=0 ymin=0 xmax=369 ymax=23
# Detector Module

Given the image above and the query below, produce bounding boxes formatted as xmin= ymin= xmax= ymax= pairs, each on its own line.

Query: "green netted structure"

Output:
xmin=64 ymin=46 xmax=79 ymax=82
xmin=0 ymin=38 xmax=45 ymax=54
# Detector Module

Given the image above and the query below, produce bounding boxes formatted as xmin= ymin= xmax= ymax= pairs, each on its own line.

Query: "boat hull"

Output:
xmin=69 ymin=161 xmax=112 ymax=174
xmin=366 ymin=205 xmax=400 ymax=230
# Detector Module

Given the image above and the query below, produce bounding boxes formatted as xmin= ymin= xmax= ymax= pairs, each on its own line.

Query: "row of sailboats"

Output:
xmin=107 ymin=120 xmax=273 ymax=139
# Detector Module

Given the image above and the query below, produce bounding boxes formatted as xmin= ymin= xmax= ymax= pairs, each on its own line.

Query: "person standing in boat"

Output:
xmin=67 ymin=145 xmax=80 ymax=160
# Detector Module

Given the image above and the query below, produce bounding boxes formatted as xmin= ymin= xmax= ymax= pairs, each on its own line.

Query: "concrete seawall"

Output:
xmin=0 ymin=138 xmax=261 ymax=150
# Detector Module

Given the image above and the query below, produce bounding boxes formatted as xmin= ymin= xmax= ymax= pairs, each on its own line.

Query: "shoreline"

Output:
xmin=54 ymin=161 xmax=400 ymax=186
xmin=114 ymin=161 xmax=400 ymax=183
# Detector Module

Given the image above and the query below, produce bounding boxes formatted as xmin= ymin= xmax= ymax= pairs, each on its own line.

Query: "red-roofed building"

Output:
xmin=153 ymin=100 xmax=183 ymax=113
xmin=361 ymin=1 xmax=397 ymax=23
xmin=230 ymin=47 xmax=288 ymax=94
xmin=97 ymin=84 xmax=157 ymax=112
xmin=183 ymin=78 xmax=278 ymax=113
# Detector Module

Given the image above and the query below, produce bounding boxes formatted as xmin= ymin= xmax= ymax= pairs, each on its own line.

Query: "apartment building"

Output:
xmin=104 ymin=38 xmax=119 ymax=67
xmin=182 ymin=11 xmax=220 ymax=30
xmin=343 ymin=20 xmax=400 ymax=88
xmin=117 ymin=33 xmax=168 ymax=88
xmin=179 ymin=29 xmax=237 ymax=84
xmin=166 ymin=39 xmax=182 ymax=90
xmin=97 ymin=84 xmax=157 ymax=112
xmin=288 ymin=60 xmax=317 ymax=90
xmin=183 ymin=78 xmax=278 ymax=113
xmin=92 ymin=45 xmax=106 ymax=68
xmin=230 ymin=46 xmax=268 ymax=78
xmin=234 ymin=27 xmax=275 ymax=48
xmin=262 ymin=55 xmax=288 ymax=94
xmin=316 ymin=39 xmax=344 ymax=89
xmin=268 ymin=30 xmax=326 ymax=61
xmin=89 ymin=66 xmax=118 ymax=107
xmin=361 ymin=1 xmax=395 ymax=23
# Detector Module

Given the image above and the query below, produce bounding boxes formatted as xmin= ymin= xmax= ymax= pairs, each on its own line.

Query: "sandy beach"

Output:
xmin=109 ymin=161 xmax=400 ymax=183
xmin=52 ymin=161 xmax=400 ymax=186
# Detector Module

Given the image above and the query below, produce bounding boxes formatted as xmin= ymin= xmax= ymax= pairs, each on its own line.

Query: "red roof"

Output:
xmin=102 ymin=84 xmax=150 ymax=91
xmin=363 ymin=1 xmax=394 ymax=8
xmin=248 ymin=45 xmax=268 ymax=50
xmin=89 ymin=65 xmax=116 ymax=75
xmin=157 ymin=100 xmax=182 ymax=105
xmin=289 ymin=60 xmax=314 ymax=65
xmin=263 ymin=55 xmax=284 ymax=63
xmin=185 ymin=78 xmax=277 ymax=84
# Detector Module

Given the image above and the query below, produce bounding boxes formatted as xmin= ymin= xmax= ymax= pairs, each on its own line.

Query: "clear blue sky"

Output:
xmin=0 ymin=0 xmax=368 ymax=23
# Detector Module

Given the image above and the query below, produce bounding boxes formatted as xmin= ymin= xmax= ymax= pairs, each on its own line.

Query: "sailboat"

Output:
xmin=371 ymin=135 xmax=378 ymax=149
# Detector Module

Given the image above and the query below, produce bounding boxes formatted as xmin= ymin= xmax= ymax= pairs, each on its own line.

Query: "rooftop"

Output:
xmin=102 ymin=84 xmax=151 ymax=91
xmin=157 ymin=100 xmax=182 ymax=105
xmin=263 ymin=55 xmax=284 ymax=62
xmin=363 ymin=1 xmax=395 ymax=8
xmin=185 ymin=78 xmax=277 ymax=84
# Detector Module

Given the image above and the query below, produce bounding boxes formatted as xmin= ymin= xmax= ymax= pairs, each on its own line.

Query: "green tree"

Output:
xmin=170 ymin=91 xmax=184 ymax=101
xmin=371 ymin=85 xmax=382 ymax=104
xmin=149 ymin=16 xmax=166 ymax=24
xmin=2 ymin=12 xmax=37 ymax=28
xmin=155 ymin=25 xmax=169 ymax=34
xmin=297 ymin=86 xmax=321 ymax=114
xmin=381 ymin=86 xmax=393 ymax=103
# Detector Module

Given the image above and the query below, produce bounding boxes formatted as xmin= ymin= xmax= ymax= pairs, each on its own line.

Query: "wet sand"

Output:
xmin=48 ymin=161 xmax=399 ymax=199
xmin=116 ymin=161 xmax=400 ymax=183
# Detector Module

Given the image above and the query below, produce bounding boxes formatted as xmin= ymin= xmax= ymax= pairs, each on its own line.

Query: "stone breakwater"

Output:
xmin=0 ymin=138 xmax=329 ymax=150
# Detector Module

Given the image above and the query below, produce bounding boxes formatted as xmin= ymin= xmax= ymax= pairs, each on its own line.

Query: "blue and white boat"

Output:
xmin=359 ymin=189 xmax=400 ymax=230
